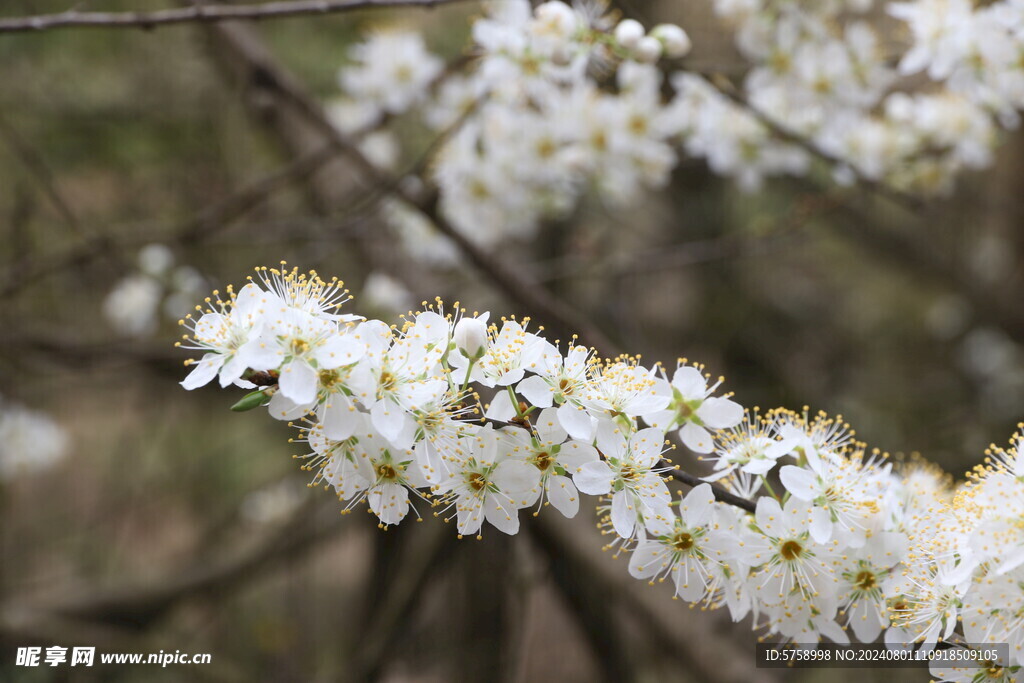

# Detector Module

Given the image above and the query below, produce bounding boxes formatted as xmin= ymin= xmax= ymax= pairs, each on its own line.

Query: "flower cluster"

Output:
xmin=323 ymin=0 xmax=1024 ymax=247
xmin=178 ymin=267 xmax=1024 ymax=672
xmin=706 ymin=0 xmax=999 ymax=193
xmin=330 ymin=1 xmax=693 ymax=246
xmin=893 ymin=428 xmax=1024 ymax=678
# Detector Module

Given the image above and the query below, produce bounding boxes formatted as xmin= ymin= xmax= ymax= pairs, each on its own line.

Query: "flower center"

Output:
xmin=628 ymin=114 xmax=648 ymax=136
xmin=379 ymin=370 xmax=397 ymax=392
xmin=558 ymin=377 xmax=573 ymax=395
xmin=779 ymin=539 xmax=804 ymax=561
xmin=319 ymin=368 xmax=341 ymax=388
xmin=395 ymin=64 xmax=413 ymax=83
xmin=672 ymin=532 xmax=695 ymax=552
xmin=468 ymin=471 xmax=488 ymax=492
xmin=377 ymin=463 xmax=398 ymax=481
xmin=533 ymin=450 xmax=555 ymax=472
xmin=854 ymin=570 xmax=876 ymax=591
xmin=290 ymin=338 xmax=310 ymax=356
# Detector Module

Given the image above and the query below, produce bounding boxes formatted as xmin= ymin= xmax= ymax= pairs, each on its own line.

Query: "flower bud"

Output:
xmin=651 ymin=24 xmax=691 ymax=59
xmin=454 ymin=315 xmax=489 ymax=360
xmin=614 ymin=19 xmax=645 ymax=50
xmin=634 ymin=35 xmax=663 ymax=63
xmin=535 ymin=1 xmax=578 ymax=38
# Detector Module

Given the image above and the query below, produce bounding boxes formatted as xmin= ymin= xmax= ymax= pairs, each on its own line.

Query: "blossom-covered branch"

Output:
xmin=0 ymin=0 xmax=472 ymax=35
xmin=317 ymin=0 xmax=1024 ymax=253
xmin=176 ymin=265 xmax=1024 ymax=680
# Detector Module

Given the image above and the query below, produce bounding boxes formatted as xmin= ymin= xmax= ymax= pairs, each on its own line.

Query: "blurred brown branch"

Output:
xmin=0 ymin=0 xmax=474 ymax=35
xmin=1 ymin=496 xmax=347 ymax=637
xmin=0 ymin=113 xmax=83 ymax=239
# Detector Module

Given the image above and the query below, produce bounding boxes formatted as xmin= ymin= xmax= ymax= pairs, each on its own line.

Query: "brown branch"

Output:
xmin=0 ymin=0 xmax=475 ymax=35
xmin=660 ymin=460 xmax=757 ymax=514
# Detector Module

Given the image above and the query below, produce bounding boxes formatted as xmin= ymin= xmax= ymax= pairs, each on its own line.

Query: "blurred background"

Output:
xmin=2 ymin=0 xmax=1023 ymax=681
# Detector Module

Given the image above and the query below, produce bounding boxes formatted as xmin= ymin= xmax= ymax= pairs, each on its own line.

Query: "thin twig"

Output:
xmin=0 ymin=113 xmax=83 ymax=238
xmin=0 ymin=0 xmax=475 ymax=35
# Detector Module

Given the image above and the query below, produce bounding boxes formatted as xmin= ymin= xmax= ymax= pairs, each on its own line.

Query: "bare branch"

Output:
xmin=0 ymin=0 xmax=474 ymax=35
xmin=0 ymin=113 xmax=82 ymax=237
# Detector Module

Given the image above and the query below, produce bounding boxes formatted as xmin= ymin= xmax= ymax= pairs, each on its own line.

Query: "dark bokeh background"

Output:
xmin=2 ymin=1 xmax=1023 ymax=681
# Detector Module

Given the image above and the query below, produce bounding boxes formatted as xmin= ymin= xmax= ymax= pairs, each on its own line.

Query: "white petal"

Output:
xmin=485 ymin=390 xmax=517 ymax=422
xmin=679 ymin=422 xmax=713 ymax=454
xmin=415 ymin=440 xmax=447 ymax=484
xmin=629 ymin=427 xmax=666 ymax=468
xmin=368 ymin=483 xmax=410 ymax=526
xmin=492 ymin=460 xmax=541 ymax=499
xmin=779 ymin=465 xmax=818 ymax=501
xmin=456 ymin=498 xmax=485 ymax=536
xmin=545 ymin=475 xmax=579 ymax=518
xmin=596 ymin=420 xmax=628 ymax=460
xmin=268 ymin=390 xmax=313 ymax=421
xmin=236 ymin=334 xmax=285 ymax=372
xmin=808 ymin=507 xmax=833 ymax=544
xmin=755 ymin=496 xmax=784 ymax=537
xmin=516 ymin=375 xmax=554 ymax=408
xmin=642 ymin=409 xmax=677 ymax=431
xmin=558 ymin=440 xmax=598 ymax=469
xmin=473 ymin=426 xmax=501 ymax=467
xmin=319 ymin=396 xmax=360 ymax=440
xmin=628 ymin=540 xmax=667 ymax=579
xmin=180 ymin=354 xmax=222 ymax=390
xmin=557 ymin=403 xmax=594 ymax=441
xmin=371 ymin=398 xmax=407 ymax=442
xmin=533 ymin=407 xmax=567 ymax=445
xmin=630 ymin=393 xmax=672 ymax=417
xmin=314 ymin=333 xmax=364 ymax=369
xmin=680 ymin=483 xmax=715 ymax=528
xmin=278 ymin=359 xmax=318 ymax=405
xmin=847 ymin=599 xmax=883 ymax=643
xmin=484 ymin=493 xmax=520 ymax=535
xmin=740 ymin=458 xmax=776 ymax=476
xmin=643 ymin=505 xmax=676 ymax=537
xmin=218 ymin=354 xmax=248 ymax=387
xmin=611 ymin=491 xmax=635 ymax=539
xmin=572 ymin=461 xmax=613 ymax=495
xmin=696 ymin=397 xmax=744 ymax=429
xmin=673 ymin=560 xmax=709 ymax=603
xmin=672 ymin=366 xmax=707 ymax=399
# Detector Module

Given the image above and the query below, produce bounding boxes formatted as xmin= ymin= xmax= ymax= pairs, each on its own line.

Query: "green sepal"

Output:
xmin=231 ymin=390 xmax=271 ymax=412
